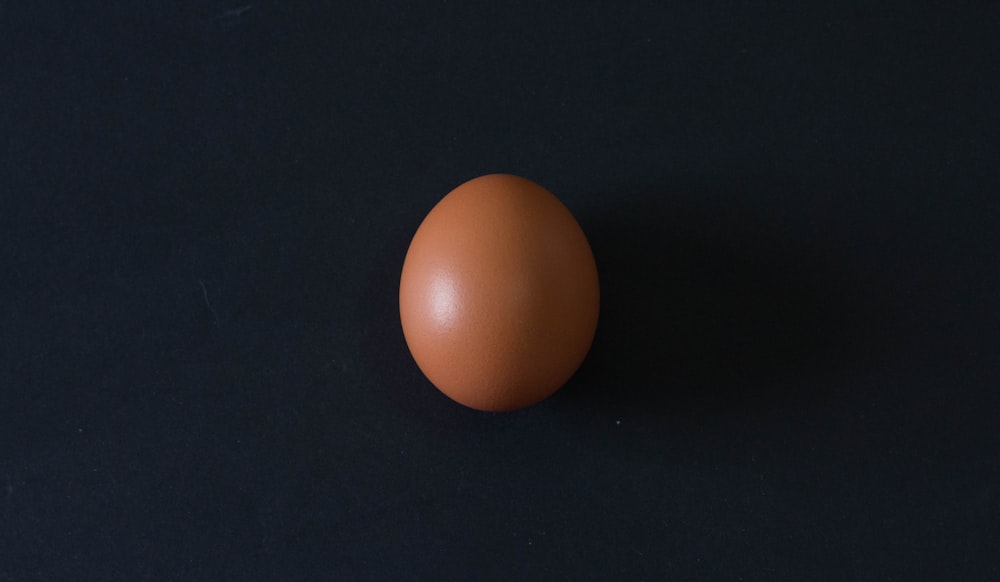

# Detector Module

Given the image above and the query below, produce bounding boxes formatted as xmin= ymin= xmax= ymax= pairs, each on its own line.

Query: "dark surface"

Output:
xmin=2 ymin=2 xmax=999 ymax=580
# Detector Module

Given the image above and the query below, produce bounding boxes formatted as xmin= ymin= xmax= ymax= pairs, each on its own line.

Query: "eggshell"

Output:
xmin=399 ymin=174 xmax=599 ymax=411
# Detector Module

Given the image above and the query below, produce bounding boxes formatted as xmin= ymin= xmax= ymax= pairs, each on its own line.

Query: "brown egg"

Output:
xmin=399 ymin=174 xmax=600 ymax=411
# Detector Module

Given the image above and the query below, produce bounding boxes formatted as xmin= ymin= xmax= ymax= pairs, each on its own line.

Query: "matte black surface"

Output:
xmin=2 ymin=2 xmax=998 ymax=580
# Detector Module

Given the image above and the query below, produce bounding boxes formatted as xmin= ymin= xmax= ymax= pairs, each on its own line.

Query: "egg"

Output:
xmin=399 ymin=174 xmax=600 ymax=411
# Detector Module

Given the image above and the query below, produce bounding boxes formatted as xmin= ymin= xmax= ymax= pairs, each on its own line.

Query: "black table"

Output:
xmin=3 ymin=2 xmax=998 ymax=579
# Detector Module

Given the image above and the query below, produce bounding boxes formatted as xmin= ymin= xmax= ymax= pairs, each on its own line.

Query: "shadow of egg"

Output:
xmin=560 ymin=175 xmax=900 ymax=420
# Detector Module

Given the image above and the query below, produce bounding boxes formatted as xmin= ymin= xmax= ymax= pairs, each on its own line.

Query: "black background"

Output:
xmin=2 ymin=2 xmax=999 ymax=580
